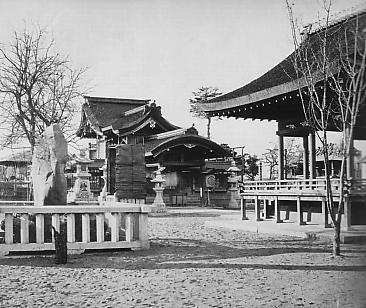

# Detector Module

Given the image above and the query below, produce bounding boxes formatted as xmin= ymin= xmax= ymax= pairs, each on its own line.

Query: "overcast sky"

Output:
xmin=0 ymin=0 xmax=364 ymax=156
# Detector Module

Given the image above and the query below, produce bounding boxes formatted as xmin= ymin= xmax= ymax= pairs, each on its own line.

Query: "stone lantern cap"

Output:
xmin=151 ymin=172 xmax=165 ymax=183
xmin=75 ymin=149 xmax=92 ymax=164
xmin=151 ymin=167 xmax=166 ymax=183
xmin=227 ymin=160 xmax=240 ymax=173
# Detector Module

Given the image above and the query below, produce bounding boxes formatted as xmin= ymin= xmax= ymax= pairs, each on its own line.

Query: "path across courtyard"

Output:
xmin=0 ymin=208 xmax=366 ymax=307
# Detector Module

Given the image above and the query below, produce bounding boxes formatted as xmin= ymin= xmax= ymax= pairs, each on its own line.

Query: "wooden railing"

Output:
xmin=240 ymin=178 xmax=366 ymax=196
xmin=0 ymin=203 xmax=151 ymax=256
xmin=240 ymin=178 xmax=340 ymax=193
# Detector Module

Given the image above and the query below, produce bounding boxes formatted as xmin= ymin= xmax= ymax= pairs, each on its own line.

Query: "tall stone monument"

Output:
xmin=31 ymin=124 xmax=68 ymax=206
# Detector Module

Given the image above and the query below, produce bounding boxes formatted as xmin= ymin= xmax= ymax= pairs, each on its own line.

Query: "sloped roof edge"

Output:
xmin=149 ymin=134 xmax=230 ymax=158
xmin=201 ymin=63 xmax=339 ymax=112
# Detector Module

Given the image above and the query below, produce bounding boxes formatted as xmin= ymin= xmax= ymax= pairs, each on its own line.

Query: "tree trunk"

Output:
xmin=207 ymin=117 xmax=211 ymax=139
xmin=333 ymin=220 xmax=341 ymax=256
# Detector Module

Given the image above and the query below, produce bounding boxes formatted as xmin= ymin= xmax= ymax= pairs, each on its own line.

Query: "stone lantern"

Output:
xmin=227 ymin=159 xmax=241 ymax=209
xmin=68 ymin=150 xmax=93 ymax=204
xmin=151 ymin=167 xmax=166 ymax=213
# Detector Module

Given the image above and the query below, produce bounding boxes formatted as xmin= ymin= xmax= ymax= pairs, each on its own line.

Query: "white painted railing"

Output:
xmin=240 ymin=178 xmax=366 ymax=195
xmin=240 ymin=178 xmax=341 ymax=193
xmin=0 ymin=203 xmax=151 ymax=256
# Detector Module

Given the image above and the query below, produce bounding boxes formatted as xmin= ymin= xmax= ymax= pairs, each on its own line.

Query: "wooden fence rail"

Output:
xmin=0 ymin=203 xmax=151 ymax=256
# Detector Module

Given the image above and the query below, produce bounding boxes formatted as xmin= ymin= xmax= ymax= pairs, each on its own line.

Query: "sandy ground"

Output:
xmin=0 ymin=209 xmax=366 ymax=308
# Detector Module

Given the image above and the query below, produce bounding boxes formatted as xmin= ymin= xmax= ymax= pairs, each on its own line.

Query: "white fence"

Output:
xmin=240 ymin=178 xmax=341 ymax=193
xmin=0 ymin=203 xmax=151 ymax=256
xmin=240 ymin=178 xmax=366 ymax=196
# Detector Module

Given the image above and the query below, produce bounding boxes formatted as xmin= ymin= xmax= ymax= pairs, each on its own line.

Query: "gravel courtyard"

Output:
xmin=1 ymin=209 xmax=366 ymax=307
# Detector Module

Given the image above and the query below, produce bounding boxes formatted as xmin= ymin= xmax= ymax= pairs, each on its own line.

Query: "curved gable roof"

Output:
xmin=147 ymin=134 xmax=230 ymax=159
xmin=76 ymin=96 xmax=151 ymax=137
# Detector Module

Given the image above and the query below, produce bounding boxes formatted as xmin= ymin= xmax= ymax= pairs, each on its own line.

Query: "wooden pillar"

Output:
xmin=309 ymin=131 xmax=316 ymax=179
xmin=303 ymin=135 xmax=309 ymax=179
xmin=274 ymin=197 xmax=282 ymax=223
xmin=278 ymin=135 xmax=285 ymax=180
xmin=296 ymin=197 xmax=305 ymax=225
xmin=240 ymin=198 xmax=248 ymax=220
xmin=254 ymin=196 xmax=262 ymax=221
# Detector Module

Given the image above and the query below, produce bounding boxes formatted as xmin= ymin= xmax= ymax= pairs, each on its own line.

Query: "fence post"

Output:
xmin=82 ymin=214 xmax=90 ymax=243
xmin=67 ymin=214 xmax=76 ymax=243
xmin=139 ymin=206 xmax=151 ymax=249
xmin=36 ymin=214 xmax=45 ymax=244
xmin=5 ymin=213 xmax=13 ymax=244
xmin=20 ymin=213 xmax=29 ymax=244
xmin=96 ymin=213 xmax=105 ymax=243
xmin=125 ymin=214 xmax=134 ymax=242
xmin=110 ymin=213 xmax=120 ymax=242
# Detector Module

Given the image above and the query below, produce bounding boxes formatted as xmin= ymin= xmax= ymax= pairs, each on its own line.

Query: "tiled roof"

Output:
xmin=83 ymin=96 xmax=150 ymax=128
xmin=205 ymin=8 xmax=366 ymax=107
xmin=145 ymin=131 xmax=230 ymax=159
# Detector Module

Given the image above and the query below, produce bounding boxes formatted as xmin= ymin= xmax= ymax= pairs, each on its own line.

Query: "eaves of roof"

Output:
xmin=201 ymin=9 xmax=366 ymax=113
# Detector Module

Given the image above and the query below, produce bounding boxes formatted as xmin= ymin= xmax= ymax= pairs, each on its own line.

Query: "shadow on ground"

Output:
xmin=1 ymin=236 xmax=365 ymax=272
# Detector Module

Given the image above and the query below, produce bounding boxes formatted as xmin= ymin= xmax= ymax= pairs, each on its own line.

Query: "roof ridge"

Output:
xmin=84 ymin=95 xmax=151 ymax=104
xmin=306 ymin=2 xmax=366 ymax=35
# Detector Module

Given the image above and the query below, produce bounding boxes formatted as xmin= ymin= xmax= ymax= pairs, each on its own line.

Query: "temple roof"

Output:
xmin=102 ymin=103 xmax=180 ymax=136
xmin=76 ymin=96 xmax=178 ymax=137
xmin=201 ymin=8 xmax=366 ymax=115
xmin=144 ymin=127 xmax=230 ymax=159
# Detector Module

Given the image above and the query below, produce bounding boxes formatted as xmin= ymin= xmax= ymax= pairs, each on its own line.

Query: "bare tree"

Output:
xmin=263 ymin=139 xmax=303 ymax=179
xmin=286 ymin=0 xmax=366 ymax=255
xmin=263 ymin=147 xmax=278 ymax=179
xmin=189 ymin=86 xmax=222 ymax=139
xmin=0 ymin=26 xmax=87 ymax=152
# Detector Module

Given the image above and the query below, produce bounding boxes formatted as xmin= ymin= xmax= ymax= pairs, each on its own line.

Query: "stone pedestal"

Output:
xmin=227 ymin=160 xmax=240 ymax=209
xmin=152 ymin=186 xmax=166 ymax=212
xmin=228 ymin=185 xmax=239 ymax=209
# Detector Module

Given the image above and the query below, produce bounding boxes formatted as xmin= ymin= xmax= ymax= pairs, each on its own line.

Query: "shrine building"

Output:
xmin=200 ymin=7 xmax=366 ymax=228
xmin=76 ymin=96 xmax=231 ymax=206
